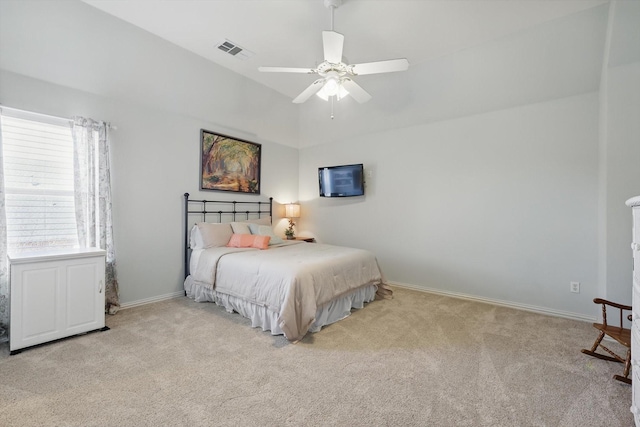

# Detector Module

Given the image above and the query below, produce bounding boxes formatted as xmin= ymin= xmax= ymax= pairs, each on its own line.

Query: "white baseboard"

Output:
xmin=117 ymin=284 xmax=595 ymax=324
xmin=388 ymin=281 xmax=596 ymax=323
xmin=119 ymin=291 xmax=185 ymax=310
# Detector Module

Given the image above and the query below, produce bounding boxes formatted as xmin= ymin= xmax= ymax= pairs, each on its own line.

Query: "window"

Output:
xmin=0 ymin=109 xmax=78 ymax=253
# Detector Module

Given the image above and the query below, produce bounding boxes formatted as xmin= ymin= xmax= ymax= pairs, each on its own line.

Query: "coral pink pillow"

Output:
xmin=227 ymin=234 xmax=270 ymax=250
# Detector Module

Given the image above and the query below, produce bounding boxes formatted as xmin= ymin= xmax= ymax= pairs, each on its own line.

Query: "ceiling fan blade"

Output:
xmin=258 ymin=66 xmax=316 ymax=74
xmin=350 ymin=58 xmax=409 ymax=75
xmin=341 ymin=79 xmax=372 ymax=103
xmin=292 ymin=79 xmax=325 ymax=104
xmin=322 ymin=31 xmax=344 ymax=63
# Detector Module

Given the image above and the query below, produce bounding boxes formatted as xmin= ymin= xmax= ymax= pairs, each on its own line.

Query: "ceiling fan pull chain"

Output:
xmin=331 ymin=96 xmax=335 ymax=120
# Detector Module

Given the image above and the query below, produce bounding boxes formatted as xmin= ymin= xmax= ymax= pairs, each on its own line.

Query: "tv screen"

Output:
xmin=318 ymin=163 xmax=364 ymax=197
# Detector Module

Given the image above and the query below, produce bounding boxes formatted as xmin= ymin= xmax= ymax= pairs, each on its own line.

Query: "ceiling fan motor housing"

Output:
xmin=317 ymin=61 xmax=348 ymax=77
xmin=324 ymin=0 xmax=343 ymax=10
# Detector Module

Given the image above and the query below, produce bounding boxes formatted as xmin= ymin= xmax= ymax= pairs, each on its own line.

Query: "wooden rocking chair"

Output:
xmin=581 ymin=298 xmax=632 ymax=384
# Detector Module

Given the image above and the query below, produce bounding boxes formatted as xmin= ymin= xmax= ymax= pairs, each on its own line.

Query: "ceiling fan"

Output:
xmin=258 ymin=0 xmax=409 ymax=107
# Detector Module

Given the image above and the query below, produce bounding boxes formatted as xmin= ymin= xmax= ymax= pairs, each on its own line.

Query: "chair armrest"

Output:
xmin=593 ymin=298 xmax=632 ymax=311
xmin=594 ymin=298 xmax=632 ymax=328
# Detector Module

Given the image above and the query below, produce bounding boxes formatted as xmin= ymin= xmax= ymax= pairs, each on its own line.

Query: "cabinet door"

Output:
xmin=11 ymin=265 xmax=63 ymax=348
xmin=65 ymin=256 xmax=105 ymax=334
xmin=634 ymin=208 xmax=640 ymax=244
xmin=632 ymin=207 xmax=640 ymax=427
xmin=634 ymin=208 xmax=640 ymax=269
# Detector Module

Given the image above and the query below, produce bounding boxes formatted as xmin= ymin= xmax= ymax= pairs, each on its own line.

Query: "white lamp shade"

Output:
xmin=316 ymin=70 xmax=349 ymax=101
xmin=285 ymin=203 xmax=301 ymax=218
xmin=316 ymin=80 xmax=349 ymax=101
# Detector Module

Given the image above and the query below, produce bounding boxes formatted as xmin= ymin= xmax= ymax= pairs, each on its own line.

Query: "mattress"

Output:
xmin=184 ymin=241 xmax=387 ymax=341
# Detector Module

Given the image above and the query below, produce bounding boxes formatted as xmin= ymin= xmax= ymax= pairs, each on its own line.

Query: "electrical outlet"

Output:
xmin=570 ymin=282 xmax=580 ymax=293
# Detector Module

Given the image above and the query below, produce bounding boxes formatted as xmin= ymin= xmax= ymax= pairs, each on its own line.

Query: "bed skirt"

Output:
xmin=184 ymin=275 xmax=377 ymax=338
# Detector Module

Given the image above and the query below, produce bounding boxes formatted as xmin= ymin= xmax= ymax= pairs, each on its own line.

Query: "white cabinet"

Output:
xmin=627 ymin=195 xmax=640 ymax=425
xmin=9 ymin=248 xmax=107 ymax=354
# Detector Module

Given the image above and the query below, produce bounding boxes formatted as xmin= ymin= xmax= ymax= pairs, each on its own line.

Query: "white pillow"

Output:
xmin=231 ymin=222 xmax=252 ymax=234
xmin=195 ymin=222 xmax=233 ymax=248
xmin=248 ymin=223 xmax=283 ymax=245
xmin=189 ymin=225 xmax=202 ymax=249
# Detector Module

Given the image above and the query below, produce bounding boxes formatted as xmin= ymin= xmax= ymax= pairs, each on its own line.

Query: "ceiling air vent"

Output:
xmin=216 ymin=39 xmax=255 ymax=60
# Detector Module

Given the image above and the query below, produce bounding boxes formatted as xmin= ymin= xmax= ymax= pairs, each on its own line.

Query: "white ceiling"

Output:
xmin=83 ymin=0 xmax=609 ymax=101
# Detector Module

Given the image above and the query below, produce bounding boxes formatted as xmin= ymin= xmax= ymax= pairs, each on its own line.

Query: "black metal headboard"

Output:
xmin=183 ymin=193 xmax=273 ymax=278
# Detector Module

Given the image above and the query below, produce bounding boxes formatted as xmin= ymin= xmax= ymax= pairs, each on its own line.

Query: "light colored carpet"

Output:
xmin=0 ymin=286 xmax=634 ymax=426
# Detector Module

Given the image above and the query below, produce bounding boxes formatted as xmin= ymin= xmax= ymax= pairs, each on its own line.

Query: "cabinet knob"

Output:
xmin=632 ymin=405 xmax=640 ymax=416
xmin=99 ymin=280 xmax=103 ymax=293
xmin=632 ymin=243 xmax=640 ymax=251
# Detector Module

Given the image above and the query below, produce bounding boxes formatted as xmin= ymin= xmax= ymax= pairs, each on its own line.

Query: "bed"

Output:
xmin=182 ymin=193 xmax=391 ymax=342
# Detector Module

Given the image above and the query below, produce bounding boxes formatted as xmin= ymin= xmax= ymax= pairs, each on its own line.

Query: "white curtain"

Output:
xmin=72 ymin=117 xmax=120 ymax=314
xmin=0 ymin=115 xmax=8 ymax=338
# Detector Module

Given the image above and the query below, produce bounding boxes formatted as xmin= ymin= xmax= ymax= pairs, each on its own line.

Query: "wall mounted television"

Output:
xmin=318 ymin=163 xmax=365 ymax=197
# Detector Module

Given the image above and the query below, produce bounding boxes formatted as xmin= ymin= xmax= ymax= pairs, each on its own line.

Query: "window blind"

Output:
xmin=1 ymin=111 xmax=79 ymax=252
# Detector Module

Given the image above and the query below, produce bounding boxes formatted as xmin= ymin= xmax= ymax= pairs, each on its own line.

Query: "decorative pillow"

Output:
xmin=195 ymin=222 xmax=233 ymax=248
xmin=241 ymin=216 xmax=271 ymax=226
xmin=230 ymin=222 xmax=252 ymax=234
xmin=227 ymin=233 xmax=270 ymax=249
xmin=189 ymin=225 xmax=201 ymax=249
xmin=248 ymin=223 xmax=284 ymax=245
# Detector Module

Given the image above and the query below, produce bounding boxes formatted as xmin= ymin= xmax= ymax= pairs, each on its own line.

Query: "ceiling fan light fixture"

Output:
xmin=337 ymin=84 xmax=349 ymax=99
xmin=316 ymin=90 xmax=329 ymax=101
xmin=316 ymin=71 xmax=349 ymax=101
xmin=316 ymin=81 xmax=349 ymax=100
xmin=325 ymin=75 xmax=340 ymax=95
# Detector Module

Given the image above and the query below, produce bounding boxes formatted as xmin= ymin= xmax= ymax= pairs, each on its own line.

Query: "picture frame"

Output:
xmin=200 ymin=129 xmax=261 ymax=194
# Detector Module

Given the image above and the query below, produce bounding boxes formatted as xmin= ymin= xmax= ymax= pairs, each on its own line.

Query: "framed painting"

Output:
xmin=200 ymin=130 xmax=261 ymax=194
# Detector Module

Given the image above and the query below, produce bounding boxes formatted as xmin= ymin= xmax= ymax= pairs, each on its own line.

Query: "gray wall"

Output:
xmin=299 ymin=93 xmax=601 ymax=318
xmin=1 ymin=1 xmax=638 ymax=320
xmin=296 ymin=2 xmax=640 ymax=320
xmin=0 ymin=1 xmax=300 ymax=306
xmin=597 ymin=1 xmax=640 ymax=306
xmin=601 ymin=61 xmax=640 ymax=304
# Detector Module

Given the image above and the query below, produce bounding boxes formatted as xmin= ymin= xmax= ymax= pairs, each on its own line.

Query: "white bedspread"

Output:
xmin=190 ymin=242 xmax=384 ymax=341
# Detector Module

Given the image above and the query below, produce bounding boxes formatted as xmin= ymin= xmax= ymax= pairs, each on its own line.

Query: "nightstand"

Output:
xmin=295 ymin=237 xmax=315 ymax=243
